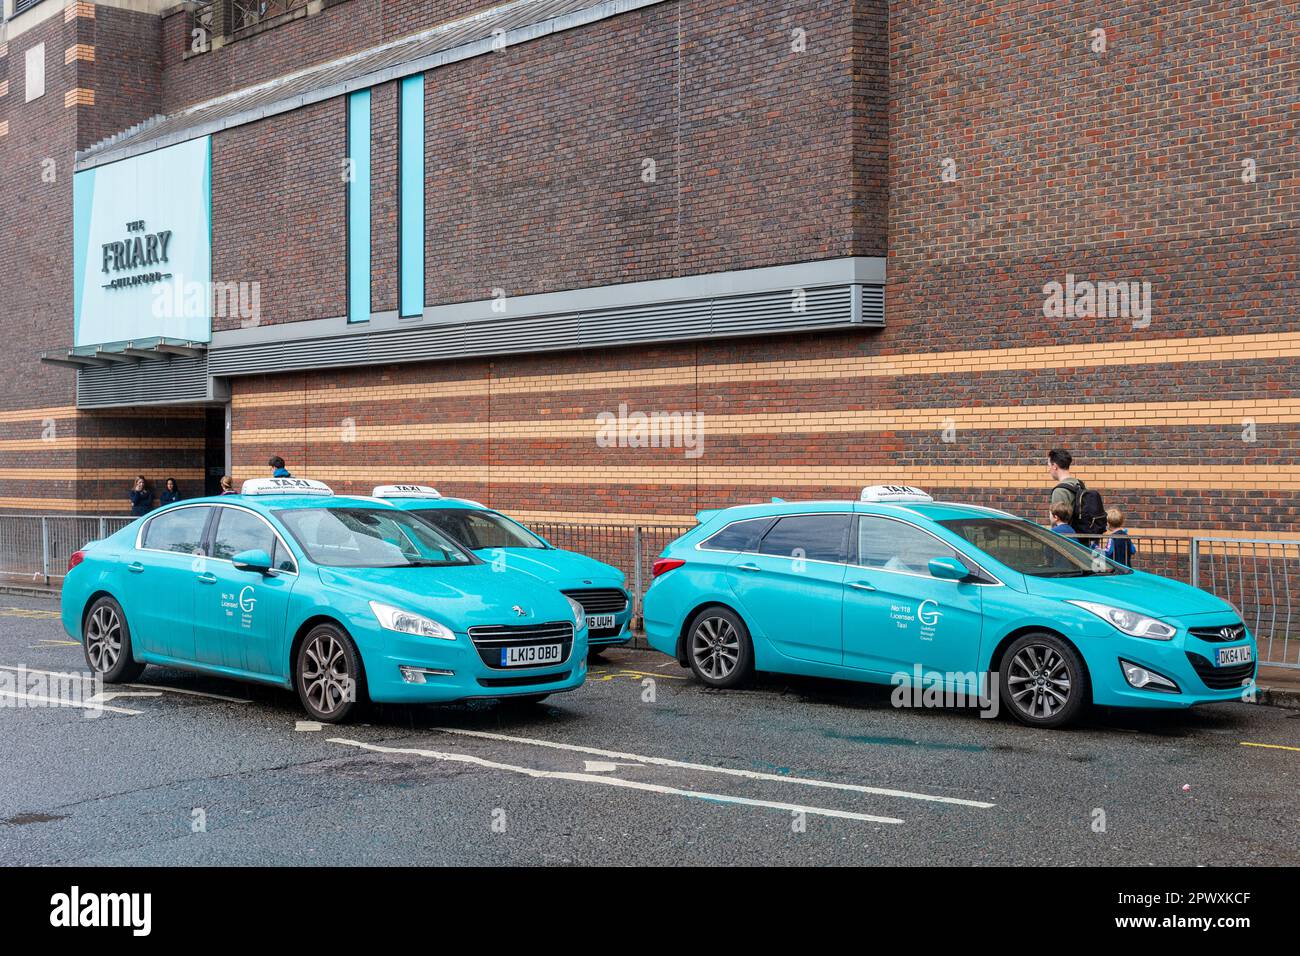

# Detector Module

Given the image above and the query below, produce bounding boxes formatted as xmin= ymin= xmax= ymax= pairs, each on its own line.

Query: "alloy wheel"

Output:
xmin=691 ymin=615 xmax=741 ymax=680
xmin=301 ymin=632 xmax=352 ymax=718
xmin=1006 ymin=642 xmax=1072 ymax=720
xmin=85 ymin=605 xmax=122 ymax=673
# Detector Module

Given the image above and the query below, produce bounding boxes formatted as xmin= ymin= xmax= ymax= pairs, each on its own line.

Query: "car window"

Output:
xmin=211 ymin=508 xmax=290 ymax=569
xmin=276 ymin=507 xmax=476 ymax=568
xmin=141 ymin=507 xmax=211 ymax=555
xmin=758 ymin=514 xmax=853 ymax=563
xmin=939 ymin=517 xmax=1129 ymax=577
xmin=416 ymin=509 xmax=546 ymax=550
xmin=858 ymin=517 xmax=957 ymax=576
xmin=701 ymin=517 xmax=775 ymax=552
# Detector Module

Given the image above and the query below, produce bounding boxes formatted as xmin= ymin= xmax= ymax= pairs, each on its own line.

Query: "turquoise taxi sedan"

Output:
xmin=643 ymin=486 xmax=1256 ymax=728
xmin=62 ymin=478 xmax=589 ymax=722
xmin=370 ymin=485 xmax=633 ymax=654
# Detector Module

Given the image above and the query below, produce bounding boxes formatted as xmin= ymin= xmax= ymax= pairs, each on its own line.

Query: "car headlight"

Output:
xmin=369 ymin=601 xmax=455 ymax=640
xmin=1067 ymin=600 xmax=1177 ymax=640
xmin=565 ymin=596 xmax=585 ymax=628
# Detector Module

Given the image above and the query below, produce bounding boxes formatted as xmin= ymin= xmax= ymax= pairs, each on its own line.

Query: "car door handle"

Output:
xmin=127 ymin=562 xmax=145 ymax=574
xmin=736 ymin=563 xmax=761 ymax=572
xmin=848 ymin=580 xmax=877 ymax=592
xmin=196 ymin=572 xmax=217 ymax=585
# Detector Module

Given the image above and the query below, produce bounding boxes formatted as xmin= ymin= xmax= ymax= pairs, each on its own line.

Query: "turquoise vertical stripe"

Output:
xmin=72 ymin=167 xmax=96 ymax=346
xmin=347 ymin=90 xmax=372 ymax=324
xmin=398 ymin=75 xmax=426 ymax=318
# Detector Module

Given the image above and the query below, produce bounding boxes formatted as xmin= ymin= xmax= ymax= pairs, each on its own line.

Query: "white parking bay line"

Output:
xmin=0 ymin=665 xmax=251 ymax=704
xmin=433 ymin=727 xmax=996 ymax=809
xmin=329 ymin=738 xmax=905 ymax=825
xmin=0 ymin=690 xmax=142 ymax=716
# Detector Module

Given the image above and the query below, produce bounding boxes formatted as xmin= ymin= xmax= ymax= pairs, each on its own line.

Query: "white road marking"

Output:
xmin=433 ymin=726 xmax=996 ymax=809
xmin=295 ymin=721 xmax=323 ymax=732
xmin=583 ymin=760 xmax=644 ymax=773
xmin=0 ymin=665 xmax=251 ymax=703
xmin=0 ymin=690 xmax=142 ymax=716
xmin=126 ymin=682 xmax=251 ymax=704
xmin=88 ymin=691 xmax=163 ymax=704
xmin=329 ymin=737 xmax=904 ymax=824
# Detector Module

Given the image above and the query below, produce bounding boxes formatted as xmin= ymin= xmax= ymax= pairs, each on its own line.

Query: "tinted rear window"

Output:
xmin=700 ymin=517 xmax=775 ymax=553
xmin=758 ymin=514 xmax=853 ymax=563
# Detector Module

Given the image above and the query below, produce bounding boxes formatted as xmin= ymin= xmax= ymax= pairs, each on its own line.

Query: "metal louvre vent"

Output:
xmin=76 ymin=355 xmax=211 ymax=408
xmin=208 ymin=283 xmax=880 ymax=379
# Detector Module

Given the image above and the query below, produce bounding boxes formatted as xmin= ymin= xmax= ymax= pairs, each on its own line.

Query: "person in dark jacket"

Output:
xmin=127 ymin=476 xmax=153 ymax=516
xmin=159 ymin=477 xmax=182 ymax=505
xmin=268 ymin=456 xmax=292 ymax=478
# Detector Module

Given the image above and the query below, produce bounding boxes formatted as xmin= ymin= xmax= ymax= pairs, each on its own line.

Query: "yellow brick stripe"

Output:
xmin=232 ymin=331 xmax=1300 ymax=410
xmin=0 ymin=437 xmax=205 ymax=452
xmin=243 ymin=464 xmax=1300 ymax=492
xmin=0 ymin=468 xmax=204 ymax=481
xmin=232 ymin=398 xmax=1299 ymax=445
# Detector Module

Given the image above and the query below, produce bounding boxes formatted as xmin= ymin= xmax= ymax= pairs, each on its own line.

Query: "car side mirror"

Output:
xmin=231 ymin=549 xmax=273 ymax=574
xmin=929 ymin=556 xmax=972 ymax=581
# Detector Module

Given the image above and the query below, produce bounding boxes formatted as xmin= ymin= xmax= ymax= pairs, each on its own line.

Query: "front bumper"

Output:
xmin=1085 ymin=622 xmax=1257 ymax=710
xmin=360 ymin=623 xmax=589 ymax=704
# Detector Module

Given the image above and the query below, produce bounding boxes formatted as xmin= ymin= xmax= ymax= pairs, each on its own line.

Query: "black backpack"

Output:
xmin=1058 ymin=479 xmax=1107 ymax=539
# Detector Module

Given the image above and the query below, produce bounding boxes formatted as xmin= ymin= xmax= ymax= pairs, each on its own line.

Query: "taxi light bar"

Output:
xmin=860 ymin=484 xmax=933 ymax=503
xmin=372 ymin=484 xmax=442 ymax=499
xmin=241 ymin=478 xmax=334 ymax=496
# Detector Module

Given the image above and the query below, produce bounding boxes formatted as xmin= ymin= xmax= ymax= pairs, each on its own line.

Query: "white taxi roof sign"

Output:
xmin=860 ymin=484 xmax=933 ymax=503
xmin=372 ymin=484 xmax=442 ymax=499
xmin=241 ymin=478 xmax=334 ymax=496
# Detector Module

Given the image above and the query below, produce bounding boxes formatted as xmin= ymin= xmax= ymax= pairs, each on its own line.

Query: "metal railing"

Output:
xmin=1 ymin=516 xmax=1295 ymax=669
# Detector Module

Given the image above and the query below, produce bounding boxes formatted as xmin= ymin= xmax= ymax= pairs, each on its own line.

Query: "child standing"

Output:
xmin=1101 ymin=508 xmax=1136 ymax=567
xmin=1049 ymin=501 xmax=1075 ymax=536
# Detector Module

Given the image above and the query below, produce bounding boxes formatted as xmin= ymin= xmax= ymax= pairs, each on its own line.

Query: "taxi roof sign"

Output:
xmin=241 ymin=478 xmax=334 ymax=496
xmin=860 ymin=484 xmax=933 ymax=503
xmin=372 ymin=484 xmax=442 ymax=499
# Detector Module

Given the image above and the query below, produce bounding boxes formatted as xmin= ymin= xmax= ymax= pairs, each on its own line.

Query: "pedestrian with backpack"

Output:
xmin=1047 ymin=448 xmax=1107 ymax=546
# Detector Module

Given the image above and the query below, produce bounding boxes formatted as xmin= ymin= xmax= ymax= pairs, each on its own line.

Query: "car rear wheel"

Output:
xmin=686 ymin=607 xmax=753 ymax=689
xmin=998 ymin=632 xmax=1088 ymax=728
xmin=82 ymin=596 xmax=145 ymax=683
xmin=295 ymin=623 xmax=365 ymax=723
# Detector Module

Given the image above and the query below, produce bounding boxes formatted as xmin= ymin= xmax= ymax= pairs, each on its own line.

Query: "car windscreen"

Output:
xmin=938 ymin=517 xmax=1131 ymax=577
xmin=412 ymin=509 xmax=548 ymax=550
xmin=275 ymin=507 xmax=478 ymax=568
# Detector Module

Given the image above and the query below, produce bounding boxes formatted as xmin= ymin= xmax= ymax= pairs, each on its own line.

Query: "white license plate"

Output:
xmin=586 ymin=614 xmax=616 ymax=630
xmin=1216 ymin=644 xmax=1253 ymax=667
xmin=501 ymin=643 xmax=563 ymax=667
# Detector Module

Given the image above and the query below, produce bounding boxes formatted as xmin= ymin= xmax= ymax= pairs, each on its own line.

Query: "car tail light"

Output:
xmin=652 ymin=558 xmax=685 ymax=578
xmin=67 ymin=550 xmax=86 ymax=572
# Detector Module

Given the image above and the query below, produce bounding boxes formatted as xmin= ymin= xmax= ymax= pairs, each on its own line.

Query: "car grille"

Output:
xmin=1185 ymin=651 xmax=1255 ymax=690
xmin=478 ymin=670 xmax=572 ymax=688
xmin=562 ymin=588 xmax=628 ymax=637
xmin=467 ymin=621 xmax=573 ymax=669
xmin=561 ymin=588 xmax=628 ymax=614
xmin=1188 ymin=623 xmax=1247 ymax=644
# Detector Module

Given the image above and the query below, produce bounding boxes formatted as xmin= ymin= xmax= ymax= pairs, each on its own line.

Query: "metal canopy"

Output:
xmin=40 ymin=337 xmax=209 ymax=369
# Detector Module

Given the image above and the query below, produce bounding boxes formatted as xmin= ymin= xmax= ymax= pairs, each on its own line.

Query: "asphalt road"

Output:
xmin=1 ymin=594 xmax=1297 ymax=866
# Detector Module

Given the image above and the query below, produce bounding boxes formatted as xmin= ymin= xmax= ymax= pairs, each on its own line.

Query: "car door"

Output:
xmin=192 ymin=505 xmax=298 ymax=675
xmin=725 ymin=513 xmax=852 ymax=666
xmin=125 ymin=505 xmax=213 ymax=661
xmin=842 ymin=515 xmax=984 ymax=676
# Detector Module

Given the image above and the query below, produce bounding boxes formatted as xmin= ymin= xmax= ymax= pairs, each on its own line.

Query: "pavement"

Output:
xmin=1 ymin=593 xmax=1297 ymax=866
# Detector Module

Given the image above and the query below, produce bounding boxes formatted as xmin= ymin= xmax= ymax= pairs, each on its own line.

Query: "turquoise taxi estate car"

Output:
xmin=62 ymin=478 xmax=589 ymax=722
xmin=371 ymin=485 xmax=633 ymax=654
xmin=644 ymin=486 xmax=1256 ymax=728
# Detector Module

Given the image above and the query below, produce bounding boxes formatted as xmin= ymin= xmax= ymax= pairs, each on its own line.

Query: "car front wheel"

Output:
xmin=998 ymin=632 xmax=1089 ymax=728
xmin=82 ymin=596 xmax=145 ymax=683
xmin=295 ymin=624 xmax=365 ymax=723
